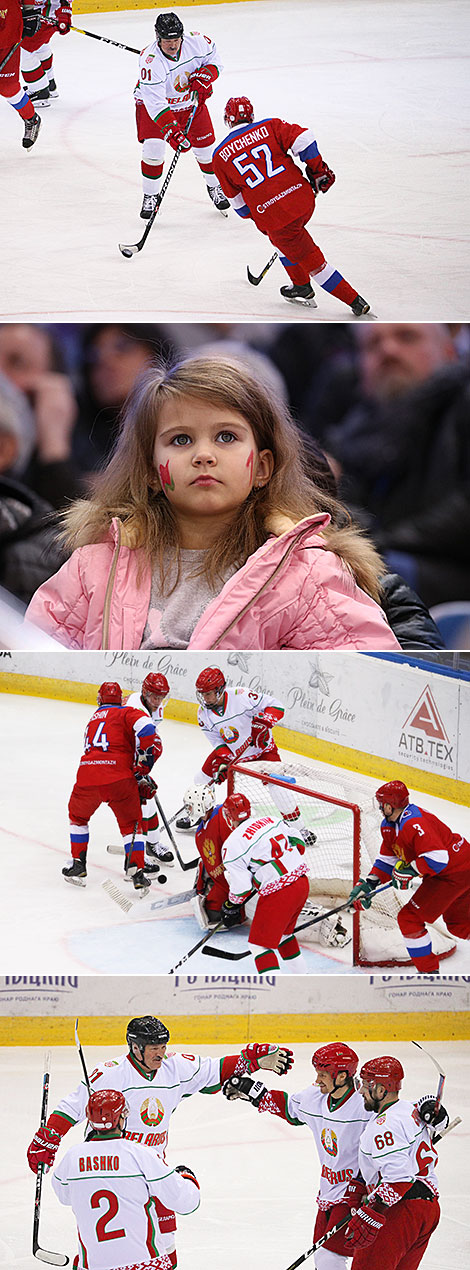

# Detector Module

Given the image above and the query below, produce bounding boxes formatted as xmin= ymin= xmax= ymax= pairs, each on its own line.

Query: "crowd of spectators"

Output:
xmin=0 ymin=321 xmax=468 ymax=646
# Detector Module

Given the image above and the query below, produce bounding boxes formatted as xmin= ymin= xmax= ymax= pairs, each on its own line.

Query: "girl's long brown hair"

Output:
xmin=62 ymin=356 xmax=383 ymax=601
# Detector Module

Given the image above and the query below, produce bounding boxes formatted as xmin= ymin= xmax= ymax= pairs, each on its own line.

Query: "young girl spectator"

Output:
xmin=25 ymin=357 xmax=400 ymax=651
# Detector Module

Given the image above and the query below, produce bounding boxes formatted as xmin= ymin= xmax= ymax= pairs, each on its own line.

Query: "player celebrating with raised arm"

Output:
xmin=348 ymin=781 xmax=470 ymax=973
xmin=64 ymin=681 xmax=157 ymax=893
xmin=126 ymin=671 xmax=174 ymax=867
xmin=51 ymin=1088 xmax=201 ymax=1270
xmin=135 ymin=11 xmax=229 ymax=219
xmin=212 ymin=97 xmax=370 ymax=315
xmin=1 ymin=0 xmax=42 ymax=148
xmin=27 ymin=1014 xmax=294 ymax=1268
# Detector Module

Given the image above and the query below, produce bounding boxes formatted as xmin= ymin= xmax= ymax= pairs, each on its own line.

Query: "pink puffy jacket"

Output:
xmin=25 ymin=515 xmax=400 ymax=650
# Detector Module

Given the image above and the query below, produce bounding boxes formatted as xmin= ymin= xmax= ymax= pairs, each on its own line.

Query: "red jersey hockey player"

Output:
xmin=212 ymin=96 xmax=371 ymax=316
xmin=343 ymin=1055 xmax=444 ymax=1269
xmin=135 ymin=11 xmax=229 ymax=219
xmin=1 ymin=0 xmax=42 ymax=148
xmin=51 ymin=1088 xmax=201 ymax=1270
xmin=349 ymin=780 xmax=470 ymax=973
xmin=21 ymin=0 xmax=72 ymax=108
xmin=126 ymin=672 xmax=174 ymax=867
xmin=64 ymin=681 xmax=157 ymax=893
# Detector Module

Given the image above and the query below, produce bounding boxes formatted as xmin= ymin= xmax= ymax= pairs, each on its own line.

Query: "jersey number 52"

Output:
xmin=233 ymin=144 xmax=285 ymax=188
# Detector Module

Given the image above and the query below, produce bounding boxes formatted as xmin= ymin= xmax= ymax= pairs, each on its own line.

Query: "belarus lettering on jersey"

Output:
xmin=197 ymin=686 xmax=283 ymax=758
xmin=212 ymin=118 xmax=320 ymax=231
xmin=371 ymin=803 xmax=468 ymax=882
xmin=222 ymin=813 xmax=308 ymax=901
xmin=76 ymin=705 xmax=155 ymax=786
xmin=135 ymin=32 xmax=223 ymax=123
xmin=358 ymin=1099 xmax=439 ymax=1204
xmin=259 ymin=1084 xmax=371 ymax=1209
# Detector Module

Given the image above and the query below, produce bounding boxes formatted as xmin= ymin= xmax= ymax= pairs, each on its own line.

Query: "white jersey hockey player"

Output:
xmin=134 ymin=11 xmax=229 ymax=219
xmin=126 ymin=672 xmax=173 ymax=866
xmin=52 ymin=1088 xmax=200 ymax=1270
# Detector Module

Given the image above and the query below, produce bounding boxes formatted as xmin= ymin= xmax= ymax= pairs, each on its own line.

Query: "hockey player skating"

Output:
xmin=212 ymin=97 xmax=371 ymax=315
xmin=176 ymin=666 xmax=317 ymax=848
xmin=223 ymin=1043 xmax=370 ymax=1269
xmin=349 ymin=780 xmax=470 ymax=972
xmin=64 ymin=681 xmax=158 ymax=893
xmin=27 ymin=1014 xmax=294 ymax=1266
xmin=1 ymin=0 xmax=42 ymax=148
xmin=135 ymin=11 xmax=229 ymax=219
xmin=21 ymin=0 xmax=71 ymax=108
xmin=51 ymin=1088 xmax=201 ymax=1270
xmin=343 ymin=1055 xmax=445 ymax=1267
xmin=126 ymin=672 xmax=174 ymax=867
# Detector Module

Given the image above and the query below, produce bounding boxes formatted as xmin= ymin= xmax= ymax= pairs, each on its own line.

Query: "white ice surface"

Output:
xmin=1 ymin=1041 xmax=469 ymax=1267
xmin=1 ymin=693 xmax=470 ymax=975
xmin=2 ymin=1 xmax=470 ymax=321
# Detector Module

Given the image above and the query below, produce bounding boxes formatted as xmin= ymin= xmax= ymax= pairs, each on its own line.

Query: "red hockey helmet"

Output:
xmin=360 ymin=1056 xmax=404 ymax=1092
xmin=224 ymin=793 xmax=251 ymax=824
xmin=196 ymin=666 xmax=226 ymax=704
xmin=86 ymin=1089 xmax=128 ymax=1130
xmin=376 ymin=781 xmax=409 ymax=811
xmin=312 ymin=1043 xmax=359 ymax=1079
xmin=224 ymin=96 xmax=255 ymax=128
xmin=142 ymin=673 xmax=170 ymax=698
xmin=97 ymin=682 xmax=122 ymax=706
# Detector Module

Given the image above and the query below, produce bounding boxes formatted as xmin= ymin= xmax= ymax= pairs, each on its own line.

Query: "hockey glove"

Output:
xmin=335 ymin=1175 xmax=367 ymax=1209
xmin=415 ymin=1095 xmax=449 ymax=1138
xmin=162 ymin=120 xmax=192 ymax=152
xmin=187 ymin=67 xmax=215 ymax=103
xmin=175 ymin=1164 xmax=199 ymax=1185
xmin=345 ymin=1201 xmax=386 ymax=1248
xmin=204 ymin=745 xmax=233 ymax=783
xmin=242 ymin=1043 xmax=294 ymax=1075
xmin=22 ymin=5 xmax=42 ymax=37
xmin=221 ymin=899 xmax=244 ymax=928
xmin=27 ymin=1125 xmax=61 ymax=1173
xmin=392 ymin=860 xmax=417 ymax=890
xmin=250 ymin=713 xmax=272 ymax=749
xmin=223 ymin=1074 xmax=267 ymax=1106
xmin=55 ymin=3 xmax=72 ymax=33
xmin=306 ymin=162 xmax=336 ymax=194
xmin=135 ymin=770 xmax=158 ymax=802
xmin=348 ymin=876 xmax=380 ymax=910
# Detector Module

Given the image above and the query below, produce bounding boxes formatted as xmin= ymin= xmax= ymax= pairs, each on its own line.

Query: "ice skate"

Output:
xmin=30 ymin=87 xmax=51 ymax=108
xmin=48 ymin=77 xmax=59 ymax=98
xmin=207 ymin=183 xmax=230 ymax=216
xmin=146 ymin=839 xmax=175 ymax=866
xmin=62 ymin=854 xmax=87 ymax=886
xmin=280 ymin=283 xmax=317 ymax=307
xmin=351 ymin=294 xmax=371 ymax=316
xmin=132 ymin=868 xmax=151 ymax=893
xmin=22 ymin=112 xmax=42 ymax=150
xmin=140 ymin=193 xmax=159 ymax=220
xmin=142 ymin=861 xmax=161 ymax=875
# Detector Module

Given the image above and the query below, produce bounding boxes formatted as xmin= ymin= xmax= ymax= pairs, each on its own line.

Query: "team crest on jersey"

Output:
xmin=376 ymin=1114 xmax=386 ymax=1124
xmin=173 ymin=72 xmax=190 ymax=92
xmin=204 ymin=838 xmax=217 ymax=867
xmin=320 ymin=1127 xmax=338 ymax=1156
xmin=140 ymin=1096 xmax=165 ymax=1127
xmin=104 ymin=1061 xmax=119 ymax=1067
xmin=146 ymin=55 xmax=155 ymax=64
xmin=220 ymin=725 xmax=239 ymax=743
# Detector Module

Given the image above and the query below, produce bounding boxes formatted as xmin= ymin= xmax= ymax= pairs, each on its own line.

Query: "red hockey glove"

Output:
xmin=135 ymin=770 xmax=158 ymax=802
xmin=335 ymin=1176 xmax=367 ymax=1209
xmin=162 ymin=120 xmax=192 ymax=152
xmin=205 ymin=745 xmax=233 ymax=783
xmin=27 ymin=1125 xmax=61 ymax=1174
xmin=306 ymin=162 xmax=336 ymax=194
xmin=392 ymin=860 xmax=417 ymax=890
xmin=55 ymin=4 xmax=72 ymax=33
xmin=250 ymin=713 xmax=272 ymax=749
xmin=242 ymin=1043 xmax=294 ymax=1075
xmin=137 ymin=737 xmax=163 ymax=773
xmin=188 ymin=67 xmax=215 ymax=103
xmin=345 ymin=1202 xmax=386 ymax=1249
xmin=22 ymin=5 xmax=41 ymax=37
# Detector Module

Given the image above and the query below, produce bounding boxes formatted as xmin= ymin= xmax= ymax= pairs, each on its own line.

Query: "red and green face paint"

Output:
xmin=246 ymin=449 xmax=254 ymax=486
xmin=159 ymin=460 xmax=175 ymax=494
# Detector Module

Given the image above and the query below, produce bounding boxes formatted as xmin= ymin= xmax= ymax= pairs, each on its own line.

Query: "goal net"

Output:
xmin=227 ymin=760 xmax=456 ymax=968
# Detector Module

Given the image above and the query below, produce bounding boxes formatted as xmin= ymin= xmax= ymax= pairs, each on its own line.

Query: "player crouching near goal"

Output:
xmin=212 ymin=97 xmax=371 ymax=315
xmin=349 ymin=780 xmax=470 ymax=973
xmin=135 ymin=11 xmax=229 ymax=219
xmin=51 ymin=1088 xmax=201 ymax=1270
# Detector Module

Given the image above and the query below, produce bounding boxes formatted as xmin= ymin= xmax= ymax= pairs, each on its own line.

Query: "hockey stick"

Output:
xmin=169 ymin=919 xmax=226 ymax=973
xmin=0 ymin=41 xmax=20 ymax=72
xmin=293 ymin=880 xmax=394 ymax=936
xmin=412 ymin=1041 xmax=446 ymax=1114
xmin=433 ymin=1114 xmax=462 ymax=1143
xmin=283 ymin=1214 xmax=351 ymax=1270
xmin=247 ymin=252 xmax=278 ymax=286
xmin=44 ymin=19 xmax=140 ymax=53
xmin=75 ymin=1018 xmax=91 ymax=1095
xmin=119 ymin=100 xmax=198 ymax=257
xmin=33 ymin=1051 xmax=69 ymax=1266
xmin=154 ymin=792 xmax=198 ymax=871
xmin=167 ymin=733 xmax=257 ymax=829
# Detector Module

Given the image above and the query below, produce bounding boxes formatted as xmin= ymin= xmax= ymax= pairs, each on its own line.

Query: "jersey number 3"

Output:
xmin=233 ymin=144 xmax=285 ymax=188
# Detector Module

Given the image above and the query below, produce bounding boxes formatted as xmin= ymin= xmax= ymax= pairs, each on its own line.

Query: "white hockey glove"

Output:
xmin=223 ymin=1075 xmax=267 ymax=1106
xmin=242 ymin=1042 xmax=294 ymax=1074
xmin=415 ymin=1095 xmax=449 ymax=1139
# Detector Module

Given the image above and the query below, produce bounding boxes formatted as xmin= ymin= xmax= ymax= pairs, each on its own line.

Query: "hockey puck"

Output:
xmin=157 ymin=874 xmax=167 ymax=885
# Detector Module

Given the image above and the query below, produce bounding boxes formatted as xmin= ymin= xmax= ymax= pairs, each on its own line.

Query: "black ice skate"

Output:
xmin=132 ymin=868 xmax=151 ymax=893
xmin=48 ymin=77 xmax=59 ymax=98
xmin=146 ymin=841 xmax=175 ymax=866
xmin=207 ymin=183 xmax=230 ymax=216
xmin=142 ymin=861 xmax=161 ymax=875
xmin=30 ymin=87 xmax=51 ymax=108
xmin=280 ymin=283 xmax=317 ymax=307
xmin=175 ymin=815 xmax=196 ymax=832
xmin=140 ymin=193 xmax=159 ymax=219
xmin=22 ymin=112 xmax=42 ymax=150
xmin=351 ymin=295 xmax=371 ymax=316
xmin=62 ymin=853 xmax=87 ymax=886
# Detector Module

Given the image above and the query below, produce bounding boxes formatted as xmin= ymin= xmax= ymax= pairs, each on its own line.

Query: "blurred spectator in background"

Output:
xmin=319 ymin=324 xmax=470 ymax=608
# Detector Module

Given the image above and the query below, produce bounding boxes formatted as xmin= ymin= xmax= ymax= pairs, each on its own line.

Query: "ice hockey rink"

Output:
xmin=2 ymin=1 xmax=469 ymax=322
xmin=1 ymin=1040 xmax=469 ymax=1267
xmin=1 ymin=692 xmax=469 ymax=975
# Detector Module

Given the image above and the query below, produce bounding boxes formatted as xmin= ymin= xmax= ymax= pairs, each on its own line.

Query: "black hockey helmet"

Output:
xmin=155 ymin=12 xmax=184 ymax=41
xmin=126 ymin=1016 xmax=170 ymax=1057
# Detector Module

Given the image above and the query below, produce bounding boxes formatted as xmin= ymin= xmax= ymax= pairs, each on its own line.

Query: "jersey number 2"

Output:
xmin=92 ymin=1189 xmax=125 ymax=1242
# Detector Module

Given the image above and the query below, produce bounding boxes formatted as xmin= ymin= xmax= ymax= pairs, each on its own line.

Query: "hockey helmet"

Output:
xmin=223 ymin=792 xmax=251 ymax=824
xmin=195 ymin=666 xmax=226 ymax=705
xmin=86 ymin=1089 xmax=128 ymax=1130
xmin=97 ymin=682 xmax=122 ymax=706
xmin=126 ymin=1016 xmax=170 ymax=1057
xmin=183 ymin=783 xmax=216 ymax=820
xmin=375 ymin=781 xmax=409 ymax=812
xmin=224 ymin=96 xmax=254 ymax=128
xmin=142 ymin=672 xmax=170 ymax=699
xmin=360 ymin=1056 xmax=404 ymax=1092
xmin=155 ymin=12 xmax=184 ymax=41
xmin=312 ymin=1043 xmax=359 ymax=1079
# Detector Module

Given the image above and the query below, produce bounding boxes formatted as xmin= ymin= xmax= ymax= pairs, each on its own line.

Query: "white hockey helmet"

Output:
xmin=183 ymin=783 xmax=215 ymax=821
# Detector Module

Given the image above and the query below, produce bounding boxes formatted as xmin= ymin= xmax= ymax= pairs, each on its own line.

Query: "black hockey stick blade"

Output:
xmin=202 ymin=945 xmax=251 ymax=961
xmin=247 ymin=251 xmax=278 ymax=285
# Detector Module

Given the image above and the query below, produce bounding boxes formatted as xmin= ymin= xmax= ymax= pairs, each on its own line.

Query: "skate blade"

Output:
xmin=283 ymin=295 xmax=318 ymax=308
xmin=63 ymin=874 xmax=86 ymax=887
